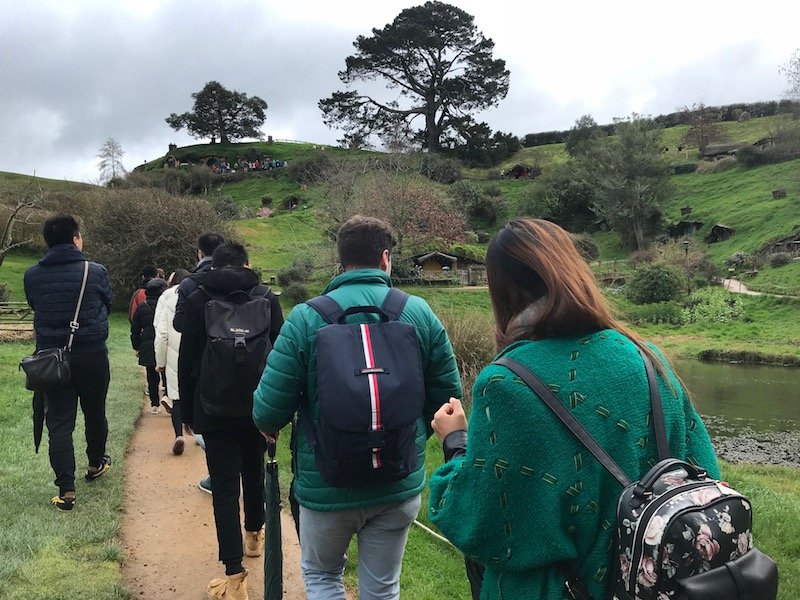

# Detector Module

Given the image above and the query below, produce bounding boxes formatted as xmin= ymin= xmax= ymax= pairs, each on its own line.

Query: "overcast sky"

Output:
xmin=1 ymin=0 xmax=797 ymax=183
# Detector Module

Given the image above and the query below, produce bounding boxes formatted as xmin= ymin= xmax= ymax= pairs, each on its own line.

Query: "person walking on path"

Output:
xmin=154 ymin=269 xmax=190 ymax=454
xmin=131 ymin=277 xmax=168 ymax=415
xmin=24 ymin=214 xmax=114 ymax=511
xmin=253 ymin=215 xmax=462 ymax=600
xmin=129 ymin=264 xmax=157 ymax=321
xmin=427 ymin=219 xmax=719 ymax=600
xmin=179 ymin=243 xmax=284 ymax=600
xmin=173 ymin=231 xmax=225 ymax=333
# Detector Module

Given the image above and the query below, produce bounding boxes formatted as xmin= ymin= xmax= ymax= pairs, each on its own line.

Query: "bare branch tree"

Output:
xmin=0 ymin=175 xmax=45 ymax=267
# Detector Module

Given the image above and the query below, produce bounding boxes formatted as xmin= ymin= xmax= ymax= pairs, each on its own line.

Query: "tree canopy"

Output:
xmin=97 ymin=138 xmax=126 ymax=183
xmin=780 ymin=49 xmax=800 ymax=100
xmin=574 ymin=115 xmax=672 ymax=250
xmin=166 ymin=81 xmax=268 ymax=144
xmin=319 ymin=1 xmax=509 ymax=152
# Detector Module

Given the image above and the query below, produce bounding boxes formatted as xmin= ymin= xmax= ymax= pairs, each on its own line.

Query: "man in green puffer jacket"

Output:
xmin=253 ymin=215 xmax=462 ymax=600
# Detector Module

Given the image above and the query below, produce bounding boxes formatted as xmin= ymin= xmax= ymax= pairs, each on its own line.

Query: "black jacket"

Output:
xmin=178 ymin=266 xmax=283 ymax=433
xmin=131 ymin=278 xmax=167 ymax=366
xmin=172 ymin=256 xmax=212 ymax=333
xmin=24 ymin=244 xmax=113 ymax=354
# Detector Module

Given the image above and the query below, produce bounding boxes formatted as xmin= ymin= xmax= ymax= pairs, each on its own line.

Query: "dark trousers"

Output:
xmin=204 ymin=427 xmax=267 ymax=566
xmin=170 ymin=399 xmax=182 ymax=437
xmin=44 ymin=350 xmax=110 ymax=495
xmin=144 ymin=364 xmax=160 ymax=407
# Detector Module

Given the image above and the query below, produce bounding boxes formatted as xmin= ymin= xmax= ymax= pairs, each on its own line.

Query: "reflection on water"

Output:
xmin=672 ymin=359 xmax=800 ymax=434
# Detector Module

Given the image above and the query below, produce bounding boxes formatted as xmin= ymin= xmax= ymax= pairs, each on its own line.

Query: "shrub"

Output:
xmin=390 ymin=257 xmax=422 ymax=280
xmin=437 ymin=310 xmax=495 ymax=407
xmin=625 ymin=264 xmax=685 ymax=304
xmin=769 ymin=252 xmax=792 ymax=268
xmin=682 ymin=287 xmax=745 ymax=324
xmin=84 ymin=188 xmax=226 ymax=310
xmin=418 ymin=154 xmax=462 ymax=184
xmin=275 ymin=256 xmax=314 ymax=287
xmin=261 ymin=195 xmax=273 ymax=206
xmin=725 ymin=251 xmax=754 ymax=270
xmin=0 ymin=283 xmax=10 ymax=303
xmin=448 ymin=180 xmax=501 ymax=224
xmin=211 ymin=194 xmax=240 ymax=220
xmin=486 ymin=169 xmax=502 ymax=180
xmin=287 ymin=151 xmax=334 ymax=185
xmin=570 ymin=233 xmax=599 ymax=262
xmin=672 ymin=163 xmax=698 ymax=175
xmin=695 ymin=156 xmax=737 ymax=173
xmin=623 ymin=301 xmax=684 ymax=325
xmin=281 ymin=282 xmax=310 ymax=306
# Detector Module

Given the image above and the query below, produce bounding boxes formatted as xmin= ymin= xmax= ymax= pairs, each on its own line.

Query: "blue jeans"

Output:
xmin=300 ymin=494 xmax=421 ymax=600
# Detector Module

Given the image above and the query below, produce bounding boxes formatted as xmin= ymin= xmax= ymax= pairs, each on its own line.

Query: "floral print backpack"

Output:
xmin=495 ymin=353 xmax=778 ymax=600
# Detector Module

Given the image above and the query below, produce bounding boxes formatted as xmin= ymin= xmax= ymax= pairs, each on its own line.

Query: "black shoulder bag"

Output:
xmin=20 ymin=261 xmax=90 ymax=391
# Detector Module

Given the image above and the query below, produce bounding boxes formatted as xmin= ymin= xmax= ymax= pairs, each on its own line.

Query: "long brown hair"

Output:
xmin=486 ymin=219 xmax=667 ymax=376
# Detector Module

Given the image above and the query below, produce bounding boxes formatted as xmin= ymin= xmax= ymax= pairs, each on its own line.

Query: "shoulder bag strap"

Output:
xmin=306 ymin=295 xmax=344 ymax=324
xmin=66 ymin=261 xmax=90 ymax=351
xmin=493 ymin=357 xmax=631 ymax=487
xmin=380 ymin=288 xmax=409 ymax=321
xmin=639 ymin=348 xmax=670 ymax=461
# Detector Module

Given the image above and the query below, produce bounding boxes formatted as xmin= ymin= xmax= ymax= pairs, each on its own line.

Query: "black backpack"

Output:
xmin=197 ymin=285 xmax=272 ymax=418
xmin=300 ymin=288 xmax=425 ymax=487
xmin=494 ymin=352 xmax=778 ymax=600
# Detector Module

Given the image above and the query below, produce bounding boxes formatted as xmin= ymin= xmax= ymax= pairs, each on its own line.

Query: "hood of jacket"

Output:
xmin=201 ymin=266 xmax=262 ymax=295
xmin=145 ymin=278 xmax=168 ymax=301
xmin=38 ymin=243 xmax=86 ymax=266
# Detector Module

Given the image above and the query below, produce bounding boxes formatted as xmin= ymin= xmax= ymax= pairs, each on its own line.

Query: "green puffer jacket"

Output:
xmin=253 ymin=269 xmax=462 ymax=511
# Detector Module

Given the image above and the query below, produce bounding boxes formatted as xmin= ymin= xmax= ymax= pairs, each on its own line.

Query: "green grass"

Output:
xmin=0 ymin=314 xmax=145 ymax=599
xmin=0 ymin=171 xmax=97 ymax=193
xmin=0 ymin=253 xmax=39 ymax=301
xmin=744 ymin=260 xmax=800 ymax=295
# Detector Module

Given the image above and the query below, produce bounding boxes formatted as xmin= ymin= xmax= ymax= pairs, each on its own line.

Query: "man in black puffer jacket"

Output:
xmin=24 ymin=214 xmax=114 ymax=511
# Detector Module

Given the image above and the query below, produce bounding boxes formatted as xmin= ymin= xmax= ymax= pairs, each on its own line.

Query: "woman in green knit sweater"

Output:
xmin=428 ymin=219 xmax=719 ymax=600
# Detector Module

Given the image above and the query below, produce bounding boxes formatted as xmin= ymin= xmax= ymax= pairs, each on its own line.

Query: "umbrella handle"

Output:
xmin=267 ymin=439 xmax=277 ymax=460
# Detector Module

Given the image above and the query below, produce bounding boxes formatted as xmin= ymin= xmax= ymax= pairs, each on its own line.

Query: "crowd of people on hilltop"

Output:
xmin=23 ymin=213 xmax=723 ymax=600
xmin=209 ymin=157 xmax=288 ymax=173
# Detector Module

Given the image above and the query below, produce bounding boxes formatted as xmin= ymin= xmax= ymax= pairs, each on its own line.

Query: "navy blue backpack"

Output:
xmin=301 ymin=288 xmax=425 ymax=487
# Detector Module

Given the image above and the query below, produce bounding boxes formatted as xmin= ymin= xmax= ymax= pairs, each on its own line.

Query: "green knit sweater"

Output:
xmin=428 ymin=330 xmax=719 ymax=600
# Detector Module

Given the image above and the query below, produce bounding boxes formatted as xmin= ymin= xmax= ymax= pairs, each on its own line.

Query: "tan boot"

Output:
xmin=207 ymin=568 xmax=249 ymax=600
xmin=244 ymin=528 xmax=264 ymax=557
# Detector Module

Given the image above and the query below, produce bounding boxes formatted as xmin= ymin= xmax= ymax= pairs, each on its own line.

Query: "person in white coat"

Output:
xmin=154 ymin=269 xmax=190 ymax=454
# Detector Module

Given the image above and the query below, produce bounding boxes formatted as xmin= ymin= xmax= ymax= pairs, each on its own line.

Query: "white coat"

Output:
xmin=154 ymin=286 xmax=181 ymax=400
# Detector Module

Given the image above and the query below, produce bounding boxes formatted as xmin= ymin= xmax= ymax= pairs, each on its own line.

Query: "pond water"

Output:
xmin=672 ymin=359 xmax=800 ymax=466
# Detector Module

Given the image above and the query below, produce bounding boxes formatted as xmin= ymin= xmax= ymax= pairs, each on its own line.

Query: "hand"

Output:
xmin=431 ymin=398 xmax=468 ymax=442
xmin=155 ymin=366 xmax=164 ymax=373
xmin=260 ymin=430 xmax=278 ymax=444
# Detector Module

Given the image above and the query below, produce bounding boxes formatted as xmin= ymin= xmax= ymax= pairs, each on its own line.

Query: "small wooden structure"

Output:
xmin=410 ymin=251 xmax=458 ymax=274
xmin=772 ymin=189 xmax=786 ymax=199
xmin=706 ymin=224 xmax=735 ymax=243
xmin=671 ymin=220 xmax=703 ymax=238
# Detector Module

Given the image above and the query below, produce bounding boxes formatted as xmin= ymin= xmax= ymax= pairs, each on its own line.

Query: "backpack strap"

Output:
xmin=642 ymin=349 xmax=670 ymax=461
xmin=380 ymin=288 xmax=409 ymax=321
xmin=305 ymin=295 xmax=344 ymax=324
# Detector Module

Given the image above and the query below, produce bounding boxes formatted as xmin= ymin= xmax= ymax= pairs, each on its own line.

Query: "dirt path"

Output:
xmin=121 ymin=399 xmax=306 ymax=599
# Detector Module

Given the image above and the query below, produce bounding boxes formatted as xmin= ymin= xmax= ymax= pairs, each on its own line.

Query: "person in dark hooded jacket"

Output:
xmin=178 ymin=243 xmax=283 ymax=600
xmin=131 ymin=277 xmax=168 ymax=415
xmin=23 ymin=214 xmax=113 ymax=511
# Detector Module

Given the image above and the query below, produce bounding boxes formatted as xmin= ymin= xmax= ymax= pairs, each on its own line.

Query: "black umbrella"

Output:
xmin=264 ymin=440 xmax=283 ymax=599
xmin=32 ymin=391 xmax=45 ymax=453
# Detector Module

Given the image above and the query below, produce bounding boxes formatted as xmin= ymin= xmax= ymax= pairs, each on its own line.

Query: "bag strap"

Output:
xmin=642 ymin=349 xmax=670 ymax=461
xmin=380 ymin=288 xmax=409 ymax=321
xmin=66 ymin=261 xmax=89 ymax=351
xmin=305 ymin=295 xmax=344 ymax=324
xmin=494 ymin=356 xmax=632 ymax=488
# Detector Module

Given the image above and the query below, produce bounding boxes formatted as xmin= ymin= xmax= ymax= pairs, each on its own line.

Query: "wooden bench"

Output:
xmin=0 ymin=302 xmax=34 ymax=331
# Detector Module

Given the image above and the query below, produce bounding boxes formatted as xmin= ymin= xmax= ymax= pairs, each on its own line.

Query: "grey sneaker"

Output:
xmin=198 ymin=476 xmax=212 ymax=495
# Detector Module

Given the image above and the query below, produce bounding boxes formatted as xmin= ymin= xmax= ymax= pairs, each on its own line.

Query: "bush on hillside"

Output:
xmin=281 ymin=282 xmax=310 ymax=306
xmin=275 ymin=256 xmax=314 ymax=287
xmin=418 ymin=154 xmax=462 ymax=184
xmin=623 ymin=301 xmax=684 ymax=325
xmin=83 ymin=188 xmax=226 ymax=309
xmin=287 ymin=151 xmax=334 ymax=185
xmin=682 ymin=287 xmax=745 ymax=324
xmin=769 ymin=252 xmax=792 ymax=268
xmin=448 ymin=180 xmax=503 ymax=225
xmin=695 ymin=157 xmax=737 ymax=173
xmin=437 ymin=310 xmax=495 ymax=406
xmin=570 ymin=233 xmax=600 ymax=262
xmin=0 ymin=283 xmax=9 ymax=303
xmin=625 ymin=264 xmax=685 ymax=304
xmin=261 ymin=195 xmax=273 ymax=206
xmin=212 ymin=194 xmax=240 ymax=220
